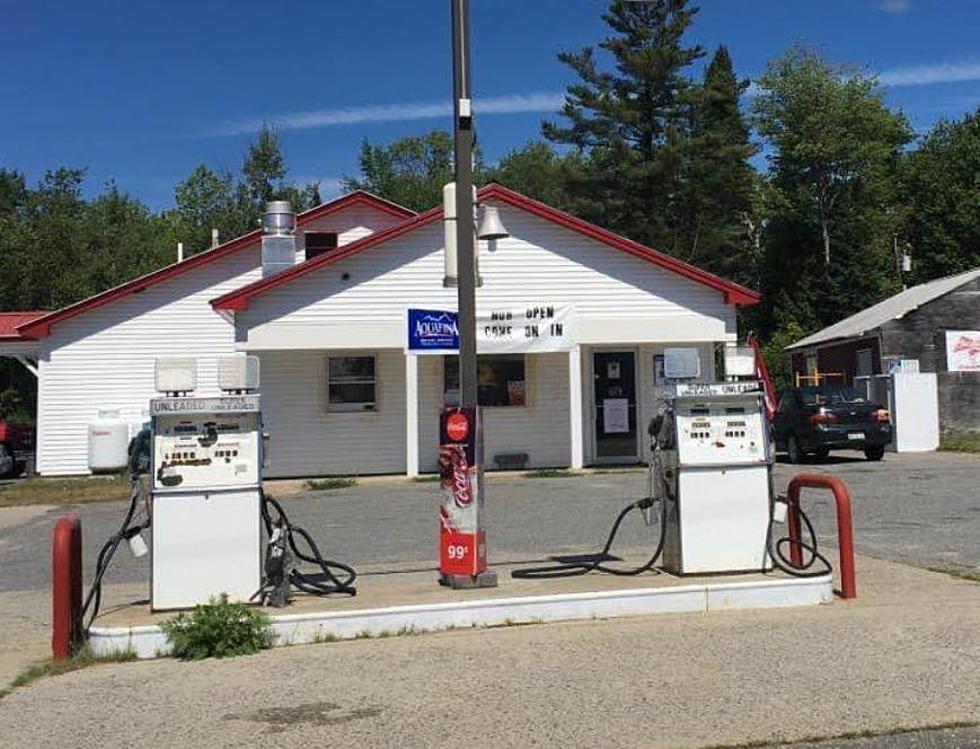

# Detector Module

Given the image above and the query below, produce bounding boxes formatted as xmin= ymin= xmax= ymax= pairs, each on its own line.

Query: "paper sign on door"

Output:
xmin=603 ymin=398 xmax=630 ymax=434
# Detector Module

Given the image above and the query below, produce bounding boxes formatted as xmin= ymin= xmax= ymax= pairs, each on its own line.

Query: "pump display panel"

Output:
xmin=674 ymin=398 xmax=767 ymax=466
xmin=150 ymin=396 xmax=261 ymax=491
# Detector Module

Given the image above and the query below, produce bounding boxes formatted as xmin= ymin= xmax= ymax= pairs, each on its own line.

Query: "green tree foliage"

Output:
xmin=753 ymin=47 xmax=912 ymax=335
xmin=684 ymin=45 xmax=759 ymax=285
xmin=902 ymin=108 xmax=980 ymax=281
xmin=341 ymin=131 xmax=465 ymax=212
xmin=490 ymin=141 xmax=579 ymax=209
xmin=0 ymin=169 xmax=169 ymax=311
xmin=543 ymin=0 xmax=704 ymax=252
xmin=170 ymin=125 xmax=321 ymax=256
xmin=241 ymin=124 xmax=286 ymax=207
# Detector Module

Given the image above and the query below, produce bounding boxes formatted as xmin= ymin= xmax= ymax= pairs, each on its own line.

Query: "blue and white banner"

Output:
xmin=407 ymin=305 xmax=575 ymax=355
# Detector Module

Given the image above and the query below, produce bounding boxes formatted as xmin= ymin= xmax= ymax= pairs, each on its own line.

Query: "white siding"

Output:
xmin=36 ymin=247 xmax=263 ymax=475
xmin=417 ymin=352 xmax=570 ymax=474
xmin=34 ymin=200 xmax=403 ymax=476
xmin=293 ymin=204 xmax=407 ymax=264
xmin=259 ymin=349 xmax=406 ymax=477
xmin=240 ymin=202 xmax=736 ymax=349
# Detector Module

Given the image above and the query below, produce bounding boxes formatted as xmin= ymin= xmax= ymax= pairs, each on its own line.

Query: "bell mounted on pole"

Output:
xmin=476 ymin=205 xmax=509 ymax=241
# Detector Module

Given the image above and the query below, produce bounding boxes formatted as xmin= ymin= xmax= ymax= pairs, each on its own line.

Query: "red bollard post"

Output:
xmin=52 ymin=512 xmax=82 ymax=660
xmin=786 ymin=474 xmax=857 ymax=599
xmin=786 ymin=496 xmax=804 ymax=569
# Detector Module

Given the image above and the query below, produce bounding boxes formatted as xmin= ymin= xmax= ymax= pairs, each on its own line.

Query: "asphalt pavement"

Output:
xmin=0 ymin=450 xmax=977 ymax=594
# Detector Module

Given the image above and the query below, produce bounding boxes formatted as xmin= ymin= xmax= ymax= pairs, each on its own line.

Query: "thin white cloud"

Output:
xmin=212 ymin=57 xmax=980 ymax=136
xmin=742 ymin=60 xmax=980 ymax=99
xmin=209 ymin=92 xmax=565 ymax=137
xmin=880 ymin=61 xmax=980 ymax=87
xmin=874 ymin=0 xmax=911 ymax=13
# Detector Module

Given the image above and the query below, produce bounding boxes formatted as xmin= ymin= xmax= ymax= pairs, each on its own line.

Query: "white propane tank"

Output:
xmin=88 ymin=410 xmax=130 ymax=473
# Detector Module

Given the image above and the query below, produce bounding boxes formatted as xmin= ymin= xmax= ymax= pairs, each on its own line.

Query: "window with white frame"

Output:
xmin=327 ymin=356 xmax=376 ymax=412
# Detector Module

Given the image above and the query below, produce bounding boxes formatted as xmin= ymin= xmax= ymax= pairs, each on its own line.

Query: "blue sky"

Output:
xmin=3 ymin=0 xmax=980 ymax=211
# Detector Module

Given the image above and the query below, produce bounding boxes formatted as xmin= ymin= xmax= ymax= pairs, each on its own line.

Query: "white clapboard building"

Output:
xmin=3 ymin=184 xmax=759 ymax=477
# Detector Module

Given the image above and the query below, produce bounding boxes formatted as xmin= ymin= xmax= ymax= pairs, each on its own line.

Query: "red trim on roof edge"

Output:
xmin=17 ymin=192 xmax=415 ymax=338
xmin=0 ymin=311 xmax=47 ymax=341
xmin=212 ymin=184 xmax=760 ymax=312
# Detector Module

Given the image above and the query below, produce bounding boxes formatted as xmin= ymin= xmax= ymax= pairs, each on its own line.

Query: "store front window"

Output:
xmin=444 ymin=355 xmax=526 ymax=407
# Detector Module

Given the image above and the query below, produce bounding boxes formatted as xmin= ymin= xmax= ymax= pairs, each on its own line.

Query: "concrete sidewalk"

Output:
xmin=1 ymin=555 xmax=977 ymax=749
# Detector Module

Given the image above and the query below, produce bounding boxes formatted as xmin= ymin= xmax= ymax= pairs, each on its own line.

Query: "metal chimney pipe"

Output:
xmin=261 ymin=201 xmax=296 ymax=278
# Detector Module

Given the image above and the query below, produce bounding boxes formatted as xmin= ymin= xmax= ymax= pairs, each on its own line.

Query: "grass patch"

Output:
xmin=523 ymin=469 xmax=575 ymax=479
xmin=923 ymin=564 xmax=980 ymax=583
xmin=0 ymin=474 xmax=131 ymax=508
xmin=161 ymin=595 xmax=273 ymax=660
xmin=2 ymin=645 xmax=137 ymax=698
xmin=412 ymin=474 xmax=440 ymax=483
xmin=304 ymin=476 xmax=358 ymax=491
xmin=697 ymin=719 xmax=979 ymax=749
xmin=939 ymin=431 xmax=980 ymax=454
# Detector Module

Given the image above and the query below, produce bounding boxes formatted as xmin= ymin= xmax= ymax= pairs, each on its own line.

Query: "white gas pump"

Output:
xmin=654 ymin=382 xmax=773 ymax=574
xmin=149 ymin=358 xmax=263 ymax=610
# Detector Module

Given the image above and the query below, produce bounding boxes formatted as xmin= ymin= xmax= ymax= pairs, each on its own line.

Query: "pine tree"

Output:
xmin=241 ymin=124 xmax=286 ymax=207
xmin=683 ymin=46 xmax=758 ymax=284
xmin=543 ymin=0 xmax=703 ymax=251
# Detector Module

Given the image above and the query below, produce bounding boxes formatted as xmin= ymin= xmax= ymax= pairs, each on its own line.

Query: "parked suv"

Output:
xmin=0 ymin=419 xmax=33 ymax=478
xmin=773 ymin=385 xmax=892 ymax=463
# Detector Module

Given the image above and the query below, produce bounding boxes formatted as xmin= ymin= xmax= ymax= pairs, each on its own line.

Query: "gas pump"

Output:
xmin=654 ymin=382 xmax=772 ymax=574
xmin=147 ymin=357 xmax=263 ymax=608
xmin=513 ymin=380 xmax=831 ymax=580
xmin=149 ymin=393 xmax=264 ymax=609
xmin=77 ymin=356 xmax=356 ymax=629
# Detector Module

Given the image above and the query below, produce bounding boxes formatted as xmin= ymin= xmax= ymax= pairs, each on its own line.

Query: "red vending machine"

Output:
xmin=438 ymin=405 xmax=496 ymax=588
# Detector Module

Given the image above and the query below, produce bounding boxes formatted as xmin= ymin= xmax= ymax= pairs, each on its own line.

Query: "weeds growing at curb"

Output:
xmin=1 ymin=645 xmax=137 ymax=699
xmin=524 ymin=469 xmax=575 ymax=479
xmin=696 ymin=719 xmax=979 ymax=749
xmin=939 ymin=432 xmax=980 ymax=454
xmin=161 ymin=594 xmax=273 ymax=660
xmin=304 ymin=476 xmax=358 ymax=491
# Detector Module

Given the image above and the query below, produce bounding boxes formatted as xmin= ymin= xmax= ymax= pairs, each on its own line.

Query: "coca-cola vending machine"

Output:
xmin=438 ymin=405 xmax=496 ymax=588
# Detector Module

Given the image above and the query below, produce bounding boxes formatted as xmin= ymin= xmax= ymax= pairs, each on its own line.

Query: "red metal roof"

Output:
xmin=17 ymin=192 xmax=415 ymax=339
xmin=211 ymin=183 xmax=761 ymax=312
xmin=0 ymin=311 xmax=47 ymax=341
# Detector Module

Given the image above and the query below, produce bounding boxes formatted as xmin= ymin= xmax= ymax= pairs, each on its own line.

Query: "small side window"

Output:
xmin=326 ymin=356 xmax=376 ymax=412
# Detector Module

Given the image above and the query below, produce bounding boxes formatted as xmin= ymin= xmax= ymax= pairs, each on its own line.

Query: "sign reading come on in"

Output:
xmin=406 ymin=305 xmax=575 ymax=355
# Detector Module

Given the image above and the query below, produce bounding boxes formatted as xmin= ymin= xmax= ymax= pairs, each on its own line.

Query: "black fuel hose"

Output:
xmin=510 ymin=495 xmax=665 ymax=579
xmin=79 ymin=479 xmax=150 ymax=631
xmin=767 ymin=496 xmax=833 ymax=578
xmin=260 ymin=492 xmax=357 ymax=596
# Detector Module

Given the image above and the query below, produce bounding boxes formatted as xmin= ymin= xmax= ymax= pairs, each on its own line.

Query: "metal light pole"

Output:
xmin=451 ymin=0 xmax=478 ymax=406
xmin=436 ymin=0 xmax=496 ymax=589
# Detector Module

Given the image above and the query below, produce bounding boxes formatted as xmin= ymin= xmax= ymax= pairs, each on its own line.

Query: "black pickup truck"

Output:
xmin=773 ymin=385 xmax=892 ymax=463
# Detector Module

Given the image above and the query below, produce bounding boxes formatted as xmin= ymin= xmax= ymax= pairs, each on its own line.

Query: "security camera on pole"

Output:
xmin=438 ymin=0 xmax=497 ymax=589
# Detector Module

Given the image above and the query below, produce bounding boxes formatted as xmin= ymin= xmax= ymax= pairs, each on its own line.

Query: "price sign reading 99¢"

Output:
xmin=438 ymin=405 xmax=487 ymax=578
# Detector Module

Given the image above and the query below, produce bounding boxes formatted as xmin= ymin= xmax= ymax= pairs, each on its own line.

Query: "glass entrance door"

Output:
xmin=592 ymin=351 xmax=638 ymax=461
